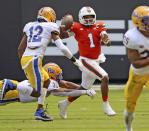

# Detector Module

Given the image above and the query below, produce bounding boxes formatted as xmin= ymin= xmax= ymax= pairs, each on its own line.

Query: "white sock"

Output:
xmin=38 ymin=88 xmax=47 ymax=105
xmin=124 ymin=110 xmax=134 ymax=131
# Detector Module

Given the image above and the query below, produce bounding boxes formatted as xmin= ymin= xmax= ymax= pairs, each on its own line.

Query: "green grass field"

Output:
xmin=0 ymin=88 xmax=149 ymax=131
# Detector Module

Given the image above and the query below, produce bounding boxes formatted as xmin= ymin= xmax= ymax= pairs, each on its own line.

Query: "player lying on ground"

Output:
xmin=0 ymin=63 xmax=96 ymax=106
xmin=58 ymin=6 xmax=116 ymax=119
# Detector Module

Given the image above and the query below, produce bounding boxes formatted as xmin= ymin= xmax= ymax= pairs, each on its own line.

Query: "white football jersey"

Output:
xmin=123 ymin=27 xmax=149 ymax=75
xmin=47 ymin=79 xmax=59 ymax=91
xmin=23 ymin=21 xmax=59 ymax=56
xmin=18 ymin=79 xmax=59 ymax=102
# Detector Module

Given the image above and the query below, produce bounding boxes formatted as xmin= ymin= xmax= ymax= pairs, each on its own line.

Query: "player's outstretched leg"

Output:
xmin=34 ymin=108 xmax=53 ymax=121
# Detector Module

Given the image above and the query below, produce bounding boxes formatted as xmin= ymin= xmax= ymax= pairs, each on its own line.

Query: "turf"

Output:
xmin=0 ymin=89 xmax=149 ymax=131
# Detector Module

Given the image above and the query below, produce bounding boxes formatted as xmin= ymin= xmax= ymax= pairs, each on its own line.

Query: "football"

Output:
xmin=61 ymin=14 xmax=73 ymax=30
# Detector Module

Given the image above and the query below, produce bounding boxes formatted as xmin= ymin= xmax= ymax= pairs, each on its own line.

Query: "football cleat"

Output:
xmin=103 ymin=101 xmax=116 ymax=116
xmin=34 ymin=108 xmax=53 ymax=121
xmin=0 ymin=100 xmax=7 ymax=105
xmin=58 ymin=100 xmax=69 ymax=119
xmin=0 ymin=79 xmax=14 ymax=100
xmin=124 ymin=111 xmax=134 ymax=131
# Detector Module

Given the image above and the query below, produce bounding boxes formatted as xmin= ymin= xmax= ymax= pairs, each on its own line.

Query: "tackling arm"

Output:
xmin=50 ymin=88 xmax=96 ymax=97
xmin=51 ymin=89 xmax=86 ymax=97
xmin=51 ymin=32 xmax=73 ymax=59
xmin=51 ymin=32 xmax=83 ymax=67
xmin=59 ymin=80 xmax=80 ymax=89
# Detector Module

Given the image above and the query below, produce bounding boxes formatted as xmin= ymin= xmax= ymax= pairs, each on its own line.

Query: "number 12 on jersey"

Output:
xmin=88 ymin=33 xmax=95 ymax=48
xmin=28 ymin=25 xmax=43 ymax=42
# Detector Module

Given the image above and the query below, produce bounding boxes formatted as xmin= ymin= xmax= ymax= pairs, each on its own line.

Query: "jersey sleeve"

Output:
xmin=49 ymin=23 xmax=60 ymax=34
xmin=23 ymin=23 xmax=29 ymax=33
xmin=123 ymin=32 xmax=139 ymax=50
xmin=96 ymin=21 xmax=107 ymax=32
xmin=70 ymin=22 xmax=78 ymax=32
xmin=48 ymin=80 xmax=59 ymax=91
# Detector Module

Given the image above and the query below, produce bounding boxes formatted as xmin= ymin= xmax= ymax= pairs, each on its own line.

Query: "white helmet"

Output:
xmin=79 ymin=6 xmax=96 ymax=26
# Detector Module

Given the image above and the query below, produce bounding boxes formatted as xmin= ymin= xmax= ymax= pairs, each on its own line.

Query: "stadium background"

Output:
xmin=0 ymin=0 xmax=148 ymax=82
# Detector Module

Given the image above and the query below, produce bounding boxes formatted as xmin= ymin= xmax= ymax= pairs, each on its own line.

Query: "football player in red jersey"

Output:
xmin=58 ymin=6 xmax=116 ymax=119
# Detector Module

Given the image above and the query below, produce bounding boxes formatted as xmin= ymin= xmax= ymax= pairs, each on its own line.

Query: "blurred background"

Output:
xmin=0 ymin=0 xmax=148 ymax=83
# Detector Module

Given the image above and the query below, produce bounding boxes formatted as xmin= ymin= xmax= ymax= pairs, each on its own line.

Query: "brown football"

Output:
xmin=61 ymin=14 xmax=73 ymax=30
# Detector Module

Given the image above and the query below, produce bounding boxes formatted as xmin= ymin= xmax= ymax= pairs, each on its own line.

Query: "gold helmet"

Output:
xmin=132 ymin=6 xmax=149 ymax=31
xmin=43 ymin=63 xmax=63 ymax=81
xmin=37 ymin=7 xmax=56 ymax=22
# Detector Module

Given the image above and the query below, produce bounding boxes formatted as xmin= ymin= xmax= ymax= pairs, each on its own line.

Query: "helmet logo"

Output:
xmin=48 ymin=68 xmax=55 ymax=74
xmin=132 ymin=12 xmax=141 ymax=19
xmin=86 ymin=7 xmax=91 ymax=13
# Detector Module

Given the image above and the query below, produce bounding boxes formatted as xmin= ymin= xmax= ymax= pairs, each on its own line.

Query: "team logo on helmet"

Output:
xmin=132 ymin=6 xmax=149 ymax=31
xmin=43 ymin=63 xmax=63 ymax=82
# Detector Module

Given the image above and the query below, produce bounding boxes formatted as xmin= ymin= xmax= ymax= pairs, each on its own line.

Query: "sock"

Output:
xmin=67 ymin=96 xmax=79 ymax=102
xmin=102 ymin=95 xmax=108 ymax=102
xmin=38 ymin=88 xmax=47 ymax=105
xmin=124 ymin=110 xmax=134 ymax=130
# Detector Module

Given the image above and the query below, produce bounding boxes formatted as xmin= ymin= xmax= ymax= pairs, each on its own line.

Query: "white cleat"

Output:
xmin=103 ymin=102 xmax=116 ymax=116
xmin=58 ymin=100 xmax=69 ymax=119
xmin=124 ymin=111 xmax=134 ymax=131
xmin=126 ymin=128 xmax=133 ymax=131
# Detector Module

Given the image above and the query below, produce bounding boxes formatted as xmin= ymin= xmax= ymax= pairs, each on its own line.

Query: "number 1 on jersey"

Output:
xmin=88 ymin=33 xmax=95 ymax=48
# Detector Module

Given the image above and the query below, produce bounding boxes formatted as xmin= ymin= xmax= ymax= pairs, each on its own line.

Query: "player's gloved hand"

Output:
xmin=86 ymin=89 xmax=96 ymax=98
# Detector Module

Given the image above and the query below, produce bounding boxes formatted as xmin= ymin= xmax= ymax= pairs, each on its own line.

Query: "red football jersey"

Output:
xmin=71 ymin=21 xmax=106 ymax=59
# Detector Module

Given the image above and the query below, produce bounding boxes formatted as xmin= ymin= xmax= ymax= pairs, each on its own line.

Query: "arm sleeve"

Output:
xmin=54 ymin=38 xmax=73 ymax=59
xmin=70 ymin=22 xmax=78 ymax=33
xmin=23 ymin=22 xmax=32 ymax=33
xmin=47 ymin=80 xmax=59 ymax=91
xmin=51 ymin=90 xmax=86 ymax=97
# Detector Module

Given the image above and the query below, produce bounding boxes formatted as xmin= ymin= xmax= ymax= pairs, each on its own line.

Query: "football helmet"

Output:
xmin=43 ymin=63 xmax=63 ymax=82
xmin=132 ymin=6 xmax=149 ymax=31
xmin=37 ymin=7 xmax=56 ymax=22
xmin=78 ymin=6 xmax=96 ymax=26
